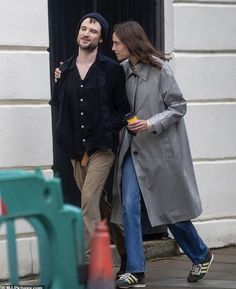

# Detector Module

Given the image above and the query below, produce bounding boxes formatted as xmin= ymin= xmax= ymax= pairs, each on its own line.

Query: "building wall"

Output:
xmin=0 ymin=0 xmax=52 ymax=279
xmin=165 ymin=0 xmax=236 ymax=248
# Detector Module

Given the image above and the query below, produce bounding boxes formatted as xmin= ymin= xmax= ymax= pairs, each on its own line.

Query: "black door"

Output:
xmin=48 ymin=0 xmax=167 ymax=237
xmin=48 ymin=0 xmax=164 ymax=69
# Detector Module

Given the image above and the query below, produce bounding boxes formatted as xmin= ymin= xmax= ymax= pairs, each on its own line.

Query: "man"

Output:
xmin=50 ymin=12 xmax=129 ymax=264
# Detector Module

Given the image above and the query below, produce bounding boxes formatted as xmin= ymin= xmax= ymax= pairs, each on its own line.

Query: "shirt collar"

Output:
xmin=123 ymin=60 xmax=150 ymax=81
xmin=68 ymin=50 xmax=107 ymax=70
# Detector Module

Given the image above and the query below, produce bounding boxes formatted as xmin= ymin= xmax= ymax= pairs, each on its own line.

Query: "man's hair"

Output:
xmin=113 ymin=21 xmax=167 ymax=69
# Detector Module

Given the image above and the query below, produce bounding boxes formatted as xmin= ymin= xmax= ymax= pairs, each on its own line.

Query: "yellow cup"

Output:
xmin=125 ymin=112 xmax=138 ymax=124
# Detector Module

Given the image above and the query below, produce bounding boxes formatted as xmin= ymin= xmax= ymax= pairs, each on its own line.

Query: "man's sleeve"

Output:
xmin=111 ymin=65 xmax=130 ymax=130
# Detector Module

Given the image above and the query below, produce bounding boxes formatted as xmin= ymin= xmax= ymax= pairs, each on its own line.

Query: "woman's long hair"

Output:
xmin=113 ymin=21 xmax=168 ymax=69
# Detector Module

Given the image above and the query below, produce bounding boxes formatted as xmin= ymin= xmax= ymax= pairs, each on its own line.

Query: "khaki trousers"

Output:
xmin=71 ymin=149 xmax=116 ymax=260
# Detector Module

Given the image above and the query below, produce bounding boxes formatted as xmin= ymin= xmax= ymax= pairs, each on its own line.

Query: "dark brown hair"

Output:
xmin=113 ymin=21 xmax=168 ymax=69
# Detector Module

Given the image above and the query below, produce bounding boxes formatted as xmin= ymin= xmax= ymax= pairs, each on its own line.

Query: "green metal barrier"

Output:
xmin=0 ymin=169 xmax=85 ymax=289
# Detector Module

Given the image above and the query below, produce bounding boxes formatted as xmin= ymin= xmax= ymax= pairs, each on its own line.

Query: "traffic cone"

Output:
xmin=86 ymin=219 xmax=115 ymax=289
xmin=0 ymin=196 xmax=8 ymax=215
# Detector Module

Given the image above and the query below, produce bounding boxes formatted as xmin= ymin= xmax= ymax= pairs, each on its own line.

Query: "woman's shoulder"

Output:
xmin=157 ymin=58 xmax=174 ymax=78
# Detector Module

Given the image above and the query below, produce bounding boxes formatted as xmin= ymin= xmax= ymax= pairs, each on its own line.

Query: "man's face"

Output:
xmin=77 ymin=18 xmax=102 ymax=52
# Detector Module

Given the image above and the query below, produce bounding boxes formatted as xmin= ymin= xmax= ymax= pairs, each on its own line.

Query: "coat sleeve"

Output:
xmin=49 ymin=61 xmax=67 ymax=109
xmin=148 ymin=63 xmax=187 ymax=135
xmin=110 ymin=65 xmax=130 ymax=130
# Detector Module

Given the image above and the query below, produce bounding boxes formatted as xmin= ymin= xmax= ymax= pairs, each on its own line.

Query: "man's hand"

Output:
xmin=54 ymin=62 xmax=63 ymax=82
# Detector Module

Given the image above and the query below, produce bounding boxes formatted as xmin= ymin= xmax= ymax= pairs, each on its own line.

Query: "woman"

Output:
xmin=111 ymin=21 xmax=213 ymax=288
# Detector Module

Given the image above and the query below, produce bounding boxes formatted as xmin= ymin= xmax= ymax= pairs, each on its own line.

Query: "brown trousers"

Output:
xmin=71 ymin=149 xmax=125 ymax=260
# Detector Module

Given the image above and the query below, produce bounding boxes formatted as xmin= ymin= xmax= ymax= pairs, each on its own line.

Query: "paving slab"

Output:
xmin=144 ymin=247 xmax=236 ymax=289
xmin=1 ymin=246 xmax=236 ymax=289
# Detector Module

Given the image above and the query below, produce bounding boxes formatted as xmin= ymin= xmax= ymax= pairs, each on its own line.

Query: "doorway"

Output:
xmin=48 ymin=0 xmax=166 ymax=237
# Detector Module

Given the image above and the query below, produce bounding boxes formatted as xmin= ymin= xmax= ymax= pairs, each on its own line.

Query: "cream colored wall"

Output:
xmin=165 ymin=0 xmax=236 ymax=248
xmin=0 ymin=0 xmax=52 ymax=279
xmin=0 ymin=0 xmax=52 ymax=171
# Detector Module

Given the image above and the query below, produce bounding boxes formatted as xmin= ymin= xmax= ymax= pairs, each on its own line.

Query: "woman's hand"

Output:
xmin=127 ymin=119 xmax=149 ymax=133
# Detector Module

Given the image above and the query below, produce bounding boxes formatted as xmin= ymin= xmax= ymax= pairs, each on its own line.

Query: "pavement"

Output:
xmin=2 ymin=245 xmax=236 ymax=289
xmin=137 ymin=246 xmax=236 ymax=289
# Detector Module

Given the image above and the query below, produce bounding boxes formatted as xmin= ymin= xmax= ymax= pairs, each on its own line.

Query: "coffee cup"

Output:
xmin=125 ymin=112 xmax=138 ymax=124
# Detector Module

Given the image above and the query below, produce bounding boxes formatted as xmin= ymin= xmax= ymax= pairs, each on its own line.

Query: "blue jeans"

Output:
xmin=168 ymin=221 xmax=208 ymax=264
xmin=122 ymin=152 xmax=145 ymax=273
xmin=121 ymin=152 xmax=208 ymax=273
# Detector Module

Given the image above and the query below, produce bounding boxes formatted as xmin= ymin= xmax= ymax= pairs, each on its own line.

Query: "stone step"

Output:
xmin=112 ymin=238 xmax=177 ymax=266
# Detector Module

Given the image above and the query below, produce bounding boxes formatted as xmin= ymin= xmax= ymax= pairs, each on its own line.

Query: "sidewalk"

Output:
xmin=4 ymin=246 xmax=236 ymax=289
xmin=142 ymin=246 xmax=236 ymax=289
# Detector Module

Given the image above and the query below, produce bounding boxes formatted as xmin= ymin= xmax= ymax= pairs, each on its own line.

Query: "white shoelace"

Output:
xmin=191 ymin=264 xmax=202 ymax=276
xmin=119 ymin=273 xmax=133 ymax=280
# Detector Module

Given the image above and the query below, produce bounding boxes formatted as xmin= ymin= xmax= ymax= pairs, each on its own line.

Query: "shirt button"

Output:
xmin=133 ymin=151 xmax=138 ymax=155
xmin=81 ymin=125 xmax=84 ymax=128
xmin=80 ymin=112 xmax=84 ymax=115
xmin=80 ymin=98 xmax=83 ymax=102
xmin=82 ymin=139 xmax=86 ymax=142
xmin=81 ymin=84 xmax=83 ymax=88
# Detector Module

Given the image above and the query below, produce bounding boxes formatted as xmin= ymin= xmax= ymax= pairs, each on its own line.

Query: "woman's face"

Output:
xmin=112 ymin=32 xmax=131 ymax=62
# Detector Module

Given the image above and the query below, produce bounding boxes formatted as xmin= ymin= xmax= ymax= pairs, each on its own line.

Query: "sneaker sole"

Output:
xmin=118 ymin=285 xmax=146 ymax=288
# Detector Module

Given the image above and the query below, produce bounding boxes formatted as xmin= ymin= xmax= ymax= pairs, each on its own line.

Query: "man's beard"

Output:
xmin=79 ymin=41 xmax=99 ymax=53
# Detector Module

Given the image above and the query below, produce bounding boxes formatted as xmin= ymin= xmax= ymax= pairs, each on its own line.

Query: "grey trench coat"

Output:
xmin=111 ymin=59 xmax=202 ymax=227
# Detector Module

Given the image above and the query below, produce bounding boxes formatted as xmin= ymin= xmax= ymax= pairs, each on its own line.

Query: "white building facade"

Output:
xmin=165 ymin=0 xmax=236 ymax=248
xmin=0 ymin=0 xmax=52 ymax=279
xmin=0 ymin=0 xmax=235 ymax=279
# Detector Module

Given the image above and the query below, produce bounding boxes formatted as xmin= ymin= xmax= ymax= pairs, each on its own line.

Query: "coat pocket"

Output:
xmin=160 ymin=125 xmax=179 ymax=159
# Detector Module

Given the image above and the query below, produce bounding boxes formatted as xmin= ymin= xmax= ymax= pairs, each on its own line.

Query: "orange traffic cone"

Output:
xmin=0 ymin=196 xmax=7 ymax=216
xmin=86 ymin=219 xmax=115 ymax=289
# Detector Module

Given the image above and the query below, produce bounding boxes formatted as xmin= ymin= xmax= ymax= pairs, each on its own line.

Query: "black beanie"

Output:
xmin=77 ymin=12 xmax=109 ymax=41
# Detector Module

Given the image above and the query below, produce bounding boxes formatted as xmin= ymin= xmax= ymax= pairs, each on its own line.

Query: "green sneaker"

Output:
xmin=116 ymin=273 xmax=146 ymax=288
xmin=187 ymin=251 xmax=214 ymax=282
